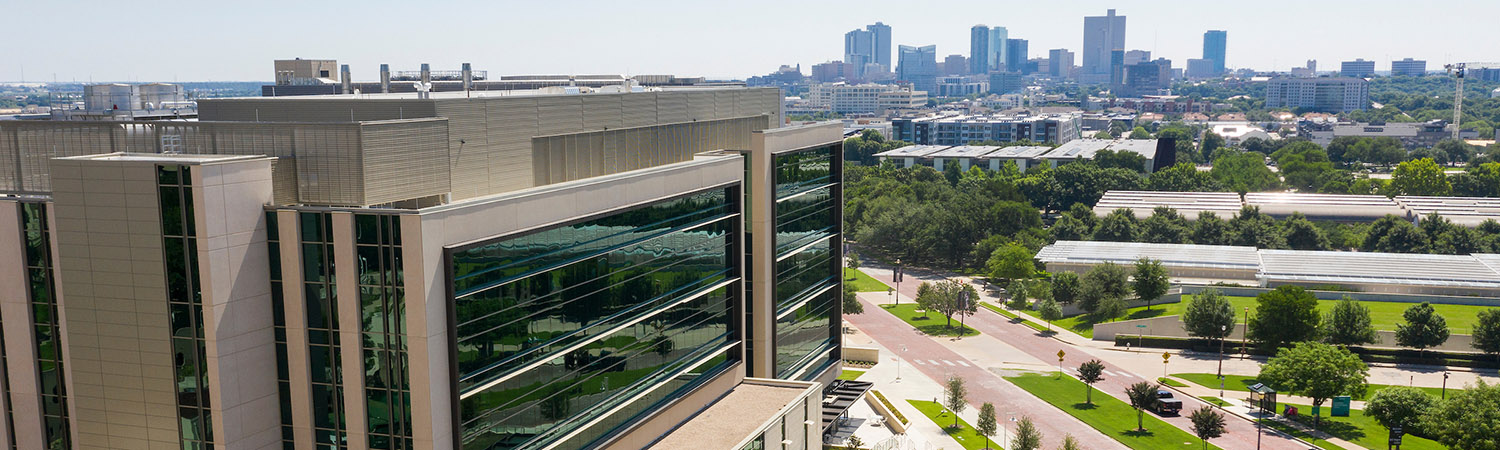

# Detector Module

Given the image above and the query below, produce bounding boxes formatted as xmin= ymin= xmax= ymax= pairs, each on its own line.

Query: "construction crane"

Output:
xmin=1444 ymin=62 xmax=1500 ymax=140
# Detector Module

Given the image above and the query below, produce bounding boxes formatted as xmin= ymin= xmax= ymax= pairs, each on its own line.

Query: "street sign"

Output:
xmin=1057 ymin=350 xmax=1066 ymax=360
xmin=1332 ymin=396 xmax=1351 ymax=417
xmin=1390 ymin=426 xmax=1404 ymax=447
xmin=1162 ymin=352 xmax=1172 ymax=361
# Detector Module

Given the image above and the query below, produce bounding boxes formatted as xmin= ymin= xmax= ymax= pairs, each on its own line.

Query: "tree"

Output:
xmin=944 ymin=375 xmax=968 ymax=428
xmin=842 ymin=283 xmax=865 ymax=315
xmin=1011 ymin=416 xmax=1042 ymax=450
xmin=1190 ymin=211 xmax=1232 ymax=245
xmin=1210 ymin=151 xmax=1280 ymax=192
xmin=1057 ymin=435 xmax=1082 ymax=450
xmin=1189 ymin=406 xmax=1227 ymax=450
xmin=1258 ymin=342 xmax=1369 ymax=428
xmin=1093 ymin=130 xmax=1115 ymax=139
xmin=915 ymin=282 xmax=935 ymax=317
xmin=1125 ymin=381 xmax=1159 ymax=431
xmin=1201 ymin=132 xmax=1226 ymax=162
xmin=1322 ymin=296 xmax=1377 ymax=346
xmin=1038 ymin=297 xmax=1063 ymax=331
xmin=988 ymin=243 xmax=1037 ymax=282
xmin=1140 ymin=208 xmax=1191 ymax=244
xmin=847 ymin=251 xmax=861 ymax=274
xmin=1078 ymin=262 xmax=1130 ymax=316
xmin=1421 ymin=380 xmax=1500 ymax=450
xmin=977 ymin=402 xmax=998 ymax=450
xmin=1230 ymin=205 xmax=1286 ymax=249
xmin=1395 ymin=302 xmax=1450 ymax=357
xmin=1052 ymin=272 xmax=1081 ymax=305
xmin=1282 ymin=213 xmax=1331 ymax=250
xmin=1132 ymin=257 xmax=1170 ymax=311
xmin=1183 ymin=288 xmax=1235 ymax=344
xmin=1146 ymin=162 xmax=1223 ymax=192
xmin=1093 ymin=208 xmax=1141 ymax=242
xmin=844 ymin=435 xmax=864 ymax=450
xmin=1365 ymin=386 xmax=1435 ymax=437
xmin=1129 ymin=126 xmax=1153 ymax=139
xmin=1473 ymin=308 xmax=1500 ymax=362
xmin=1007 ymin=280 xmax=1031 ymax=310
xmin=1068 ymin=203 xmax=1098 ymax=230
xmin=1248 ymin=285 xmax=1321 ymax=349
xmin=1050 ymin=213 xmax=1092 ymax=241
xmin=1077 ymin=359 xmax=1105 ymax=405
xmin=1387 ymin=158 xmax=1453 ymax=196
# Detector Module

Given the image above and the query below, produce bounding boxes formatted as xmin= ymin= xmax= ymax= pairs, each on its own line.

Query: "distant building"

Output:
xmin=1202 ymin=30 xmax=1227 ymax=74
xmin=51 ymin=83 xmax=196 ymax=121
xmin=1492 ymin=87 xmax=1500 ymax=98
xmin=845 ymin=22 xmax=892 ymax=77
xmin=897 ymin=44 xmax=940 ymax=93
xmin=944 ymin=54 xmax=970 ymax=76
xmin=1006 ymin=39 xmax=1030 ymax=73
xmin=1039 ymin=138 xmax=1165 ymax=172
xmin=891 ymin=113 xmax=1082 ymax=145
xmin=1265 ymin=77 xmax=1369 ymax=112
xmin=1110 ymin=49 xmax=1126 ymax=84
xmin=1473 ymin=67 xmax=1500 ymax=82
xmin=1185 ymin=59 xmax=1217 ymax=79
xmin=806 ymin=82 xmax=927 ymax=114
xmin=988 ymin=27 xmax=1009 ymax=72
xmin=1341 ymin=59 xmax=1376 ymax=77
xmin=869 ymin=22 xmax=892 ymax=70
xmin=811 ymin=61 xmax=856 ymax=82
xmin=970 ymin=25 xmax=991 ymax=75
xmin=1049 ymin=49 xmax=1075 ymax=78
xmin=1299 ymin=119 xmax=1475 ymax=147
xmin=273 ymin=58 xmax=339 ymax=85
xmin=1291 ymin=60 xmax=1318 ymax=77
xmin=1117 ymin=59 xmax=1173 ymax=97
xmin=1084 ymin=96 xmax=1216 ymax=113
xmin=988 ymin=71 xmax=1024 ymax=94
xmin=1082 ymin=9 xmax=1127 ymax=81
xmin=1391 ymin=58 xmax=1427 ymax=77
xmin=1209 ymin=122 xmax=1275 ymax=146
xmin=935 ymin=75 xmax=989 ymax=97
xmin=1123 ymin=50 xmax=1151 ymax=66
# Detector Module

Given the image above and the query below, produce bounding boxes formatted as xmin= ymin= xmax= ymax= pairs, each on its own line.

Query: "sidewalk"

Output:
xmin=1170 ymin=381 xmax=1363 ymax=450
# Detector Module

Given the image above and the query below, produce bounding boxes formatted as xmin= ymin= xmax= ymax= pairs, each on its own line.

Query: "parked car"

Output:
xmin=1150 ymin=389 xmax=1183 ymax=416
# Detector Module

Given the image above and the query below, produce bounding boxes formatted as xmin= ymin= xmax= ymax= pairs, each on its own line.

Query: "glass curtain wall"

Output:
xmin=158 ymin=165 xmax=213 ymax=449
xmin=450 ymin=187 xmax=740 ymax=450
xmin=19 ymin=202 xmax=66 ymax=449
xmin=301 ymin=212 xmax=347 ymax=449
xmin=267 ymin=212 xmax=295 ymax=449
xmin=355 ymin=214 xmax=413 ymax=449
xmin=770 ymin=144 xmax=841 ymax=379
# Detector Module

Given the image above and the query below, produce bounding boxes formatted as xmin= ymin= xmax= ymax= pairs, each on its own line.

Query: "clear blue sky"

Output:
xmin=8 ymin=0 xmax=1499 ymax=82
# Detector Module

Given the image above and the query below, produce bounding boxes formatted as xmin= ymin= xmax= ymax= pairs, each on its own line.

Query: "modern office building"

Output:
xmin=1109 ymin=49 xmax=1126 ymax=85
xmin=1341 ymin=59 xmax=1376 ymax=78
xmin=934 ymin=76 xmax=989 ymax=98
xmin=1081 ymin=9 xmax=1127 ymax=83
xmin=970 ymin=25 xmax=991 ymax=75
xmin=1291 ymin=60 xmax=1318 ymax=78
xmin=1264 ymin=77 xmax=1369 ymax=112
xmin=1298 ymin=119 xmax=1468 ymax=148
xmin=867 ymin=22 xmax=892 ymax=71
xmin=988 ymin=27 xmax=1009 ymax=72
xmin=897 ymin=45 xmax=939 ymax=94
xmin=1117 ymin=59 xmax=1172 ymax=97
xmin=844 ymin=23 xmax=892 ymax=78
xmin=943 ymin=55 xmax=970 ymax=76
xmin=1005 ymin=39 xmax=1029 ymax=74
xmin=1202 ymin=30 xmax=1227 ymax=75
xmin=1048 ymin=49 xmax=1075 ymax=78
xmin=1185 ymin=58 xmax=1217 ymax=79
xmin=805 ymin=83 xmax=926 ymax=114
xmin=0 ymin=85 xmax=854 ymax=450
xmin=1083 ymin=96 xmax=1215 ymax=113
xmin=1122 ymin=50 xmax=1151 ymax=66
xmin=890 ymin=114 xmax=1081 ymax=146
xmin=1391 ymin=58 xmax=1427 ymax=77
xmin=987 ymin=71 xmax=1023 ymax=95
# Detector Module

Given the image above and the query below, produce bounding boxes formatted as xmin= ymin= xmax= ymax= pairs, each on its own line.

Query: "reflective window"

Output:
xmin=159 ymin=166 xmax=213 ymax=447
xmin=301 ymin=212 xmax=347 ymax=448
xmin=451 ymin=188 xmax=740 ymax=450
xmin=357 ymin=214 xmax=413 ymax=450
xmin=19 ymin=202 xmax=67 ymax=450
xmin=769 ymin=143 xmax=842 ymax=380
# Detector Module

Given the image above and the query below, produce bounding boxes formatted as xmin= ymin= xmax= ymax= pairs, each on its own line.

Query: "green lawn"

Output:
xmin=979 ymin=303 xmax=1055 ymax=334
xmin=1172 ymin=373 xmax=1447 ymax=400
xmin=1057 ymin=295 xmax=1496 ymax=339
xmin=1254 ymin=418 xmax=1343 ymax=450
xmin=1157 ymin=377 xmax=1187 ymax=388
xmin=906 ymin=400 xmax=1001 ymax=450
xmin=1280 ymin=401 xmax=1447 ymax=450
xmin=845 ymin=267 xmax=892 ymax=292
xmin=1184 ymin=295 xmax=1493 ymax=334
xmin=1004 ymin=373 xmax=1220 ymax=450
xmin=881 ymin=303 xmax=980 ymax=337
xmin=837 ymin=369 xmax=865 ymax=381
xmin=1199 ymin=396 xmax=1233 ymax=408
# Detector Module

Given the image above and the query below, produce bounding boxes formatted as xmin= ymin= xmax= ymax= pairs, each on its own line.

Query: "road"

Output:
xmin=859 ymin=265 xmax=1317 ymax=450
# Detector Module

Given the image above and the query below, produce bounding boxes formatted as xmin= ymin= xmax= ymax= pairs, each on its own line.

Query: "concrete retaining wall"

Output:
xmin=1058 ymin=292 xmax=1182 ymax=317
xmin=1092 ymin=315 xmax=1478 ymax=352
xmin=843 ymin=346 xmax=880 ymax=364
xmin=1180 ymin=285 xmax=1500 ymax=307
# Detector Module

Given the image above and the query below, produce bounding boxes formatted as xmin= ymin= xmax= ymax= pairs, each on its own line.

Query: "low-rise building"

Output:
xmin=935 ymin=75 xmax=989 ymax=97
xmin=1038 ymin=138 xmax=1163 ymax=172
xmin=1298 ymin=119 xmax=1469 ymax=148
xmin=1341 ymin=59 xmax=1376 ymax=77
xmin=1264 ymin=77 xmax=1369 ymax=113
xmin=805 ymin=82 xmax=927 ymax=114
xmin=872 ymin=144 xmax=949 ymax=168
xmin=1391 ymin=58 xmax=1427 ymax=77
xmin=1209 ymin=122 xmax=1275 ymax=146
xmin=1084 ymin=95 xmax=1215 ymax=113
xmin=891 ymin=114 xmax=1080 ymax=146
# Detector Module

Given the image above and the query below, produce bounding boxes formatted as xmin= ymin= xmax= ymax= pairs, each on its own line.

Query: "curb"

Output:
xmin=1158 ymin=383 xmax=1327 ymax=450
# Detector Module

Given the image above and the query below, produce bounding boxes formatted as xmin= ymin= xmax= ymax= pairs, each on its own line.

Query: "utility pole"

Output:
xmin=1218 ymin=325 xmax=1227 ymax=398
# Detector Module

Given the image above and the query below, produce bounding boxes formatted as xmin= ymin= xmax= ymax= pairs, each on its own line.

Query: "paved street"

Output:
xmin=854 ymin=265 xmax=1319 ymax=450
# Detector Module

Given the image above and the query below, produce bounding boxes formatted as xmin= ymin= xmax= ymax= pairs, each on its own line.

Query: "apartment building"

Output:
xmin=891 ymin=114 xmax=1082 ymax=145
xmin=0 ymin=85 xmax=854 ymax=450
xmin=805 ymin=83 xmax=927 ymax=114
xmin=1264 ymin=77 xmax=1370 ymax=113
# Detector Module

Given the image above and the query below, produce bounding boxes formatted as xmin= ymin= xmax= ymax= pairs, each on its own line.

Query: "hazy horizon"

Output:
xmin=7 ymin=0 xmax=1499 ymax=83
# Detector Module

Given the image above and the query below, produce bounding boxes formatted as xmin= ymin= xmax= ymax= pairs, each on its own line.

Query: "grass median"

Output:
xmin=906 ymin=399 xmax=1000 ymax=450
xmin=1003 ymin=373 xmax=1219 ymax=450
xmin=979 ymin=303 xmax=1054 ymax=334
xmin=1279 ymin=401 xmax=1446 ymax=450
xmin=844 ymin=267 xmax=892 ymax=292
xmin=881 ymin=303 xmax=979 ymax=337
xmin=1055 ymin=295 xmax=1495 ymax=339
xmin=1172 ymin=373 xmax=1448 ymax=399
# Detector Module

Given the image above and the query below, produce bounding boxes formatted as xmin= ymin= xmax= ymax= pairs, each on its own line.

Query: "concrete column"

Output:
xmin=332 ymin=213 xmax=367 ymax=450
xmin=0 ymin=201 xmax=43 ymax=450
xmin=278 ymin=211 xmax=315 ymax=450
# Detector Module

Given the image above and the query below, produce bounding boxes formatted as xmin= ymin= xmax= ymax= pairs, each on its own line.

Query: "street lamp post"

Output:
xmin=1218 ymin=324 xmax=1227 ymax=398
xmin=1242 ymin=307 xmax=1250 ymax=360
xmin=897 ymin=345 xmax=907 ymax=382
xmin=1442 ymin=372 xmax=1450 ymax=399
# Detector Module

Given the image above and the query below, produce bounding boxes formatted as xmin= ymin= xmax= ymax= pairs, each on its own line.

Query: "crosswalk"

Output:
xmin=911 ymin=358 xmax=972 ymax=367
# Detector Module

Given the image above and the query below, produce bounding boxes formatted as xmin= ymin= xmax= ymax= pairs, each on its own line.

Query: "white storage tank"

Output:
xmin=136 ymin=83 xmax=184 ymax=110
xmin=84 ymin=84 xmax=140 ymax=111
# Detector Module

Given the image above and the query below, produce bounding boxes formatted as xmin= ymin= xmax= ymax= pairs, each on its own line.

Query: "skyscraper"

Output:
xmin=1006 ymin=38 xmax=1029 ymax=74
xmin=844 ymin=28 xmax=874 ymax=76
xmin=1082 ymin=9 xmax=1127 ymax=82
xmin=1203 ymin=30 xmax=1227 ymax=74
xmin=988 ymin=26 xmax=1008 ymax=72
xmin=1049 ymin=49 xmax=1075 ymax=78
xmin=897 ymin=44 xmax=939 ymax=93
xmin=868 ymin=22 xmax=892 ymax=71
xmin=970 ymin=25 xmax=990 ymax=75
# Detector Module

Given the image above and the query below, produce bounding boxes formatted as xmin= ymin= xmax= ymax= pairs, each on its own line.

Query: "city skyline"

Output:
xmin=6 ymin=0 xmax=1500 ymax=82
